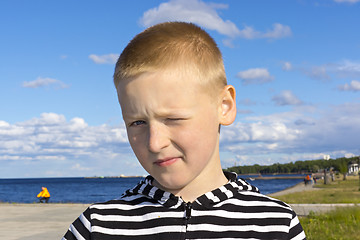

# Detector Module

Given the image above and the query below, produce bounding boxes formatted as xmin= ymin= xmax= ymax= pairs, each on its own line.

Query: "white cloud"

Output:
xmin=262 ymin=23 xmax=292 ymax=39
xmin=294 ymin=103 xmax=360 ymax=152
xmin=282 ymin=61 xmax=292 ymax=71
xmin=291 ymin=60 xmax=360 ymax=81
xmin=236 ymin=68 xmax=274 ymax=85
xmin=0 ymin=121 xmax=10 ymax=127
xmin=237 ymin=24 xmax=292 ymax=40
xmin=89 ymin=54 xmax=119 ymax=64
xmin=0 ymin=113 xmax=131 ymax=173
xmin=237 ymin=23 xmax=292 ymax=40
xmin=338 ymin=80 xmax=360 ymax=92
xmin=21 ymin=112 xmax=67 ymax=127
xmin=140 ymin=0 xmax=240 ymax=38
xmin=222 ymin=38 xmax=235 ymax=48
xmin=332 ymin=60 xmax=360 ymax=78
xmin=272 ymin=90 xmax=303 ymax=106
xmin=71 ymin=163 xmax=91 ymax=171
xmin=220 ymin=120 xmax=301 ymax=148
xmin=304 ymin=66 xmax=331 ymax=81
xmin=219 ymin=102 xmax=360 ymax=165
xmin=237 ymin=26 xmax=259 ymax=39
xmin=22 ymin=77 xmax=69 ymax=89
xmin=140 ymin=0 xmax=291 ymax=40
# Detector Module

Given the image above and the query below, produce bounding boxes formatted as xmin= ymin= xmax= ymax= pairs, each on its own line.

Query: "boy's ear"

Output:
xmin=219 ymin=85 xmax=236 ymax=126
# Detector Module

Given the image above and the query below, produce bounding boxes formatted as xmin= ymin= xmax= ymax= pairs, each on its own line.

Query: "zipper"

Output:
xmin=184 ymin=201 xmax=192 ymax=221
xmin=181 ymin=201 xmax=193 ymax=240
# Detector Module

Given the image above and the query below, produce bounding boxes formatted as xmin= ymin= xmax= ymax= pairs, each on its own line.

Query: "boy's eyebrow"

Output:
xmin=122 ymin=109 xmax=193 ymax=119
xmin=122 ymin=112 xmax=145 ymax=120
xmin=155 ymin=108 xmax=193 ymax=117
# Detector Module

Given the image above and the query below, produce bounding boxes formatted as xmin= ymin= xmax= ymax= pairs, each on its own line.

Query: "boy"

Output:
xmin=63 ymin=22 xmax=306 ymax=240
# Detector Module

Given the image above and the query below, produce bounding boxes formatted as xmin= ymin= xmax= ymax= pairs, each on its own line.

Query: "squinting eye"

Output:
xmin=165 ymin=118 xmax=186 ymax=124
xmin=130 ymin=120 xmax=146 ymax=126
xmin=169 ymin=117 xmax=187 ymax=121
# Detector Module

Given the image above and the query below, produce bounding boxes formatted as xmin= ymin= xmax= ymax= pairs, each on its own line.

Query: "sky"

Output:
xmin=1 ymin=0 xmax=360 ymax=178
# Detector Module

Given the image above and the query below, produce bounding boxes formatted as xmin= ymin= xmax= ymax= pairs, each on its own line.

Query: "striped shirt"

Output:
xmin=62 ymin=172 xmax=306 ymax=240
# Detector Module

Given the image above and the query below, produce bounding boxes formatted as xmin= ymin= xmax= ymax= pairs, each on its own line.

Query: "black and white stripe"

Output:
xmin=62 ymin=172 xmax=306 ymax=240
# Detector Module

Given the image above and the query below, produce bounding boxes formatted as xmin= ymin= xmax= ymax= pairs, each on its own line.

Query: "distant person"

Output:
xmin=330 ymin=171 xmax=335 ymax=181
xmin=37 ymin=187 xmax=50 ymax=203
xmin=304 ymin=174 xmax=311 ymax=185
xmin=62 ymin=22 xmax=305 ymax=240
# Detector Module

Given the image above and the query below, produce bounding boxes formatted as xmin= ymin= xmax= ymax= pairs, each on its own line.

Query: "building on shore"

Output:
xmin=348 ymin=161 xmax=359 ymax=175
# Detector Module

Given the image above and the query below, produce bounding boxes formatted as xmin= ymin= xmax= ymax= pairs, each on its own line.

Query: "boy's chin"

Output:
xmin=151 ymin=175 xmax=189 ymax=193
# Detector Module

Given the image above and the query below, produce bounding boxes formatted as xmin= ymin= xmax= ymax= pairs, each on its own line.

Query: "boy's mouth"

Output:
xmin=154 ymin=157 xmax=180 ymax=167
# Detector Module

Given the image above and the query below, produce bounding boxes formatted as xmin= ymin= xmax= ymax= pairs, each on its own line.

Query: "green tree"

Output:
xmin=338 ymin=161 xmax=348 ymax=180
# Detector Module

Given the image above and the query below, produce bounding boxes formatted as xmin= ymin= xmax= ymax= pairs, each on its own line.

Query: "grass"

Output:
xmin=273 ymin=175 xmax=360 ymax=204
xmin=272 ymin=175 xmax=360 ymax=239
xmin=299 ymin=207 xmax=360 ymax=240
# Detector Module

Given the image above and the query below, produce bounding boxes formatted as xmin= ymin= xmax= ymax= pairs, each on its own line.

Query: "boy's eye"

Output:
xmin=130 ymin=120 xmax=146 ymax=126
xmin=165 ymin=118 xmax=187 ymax=123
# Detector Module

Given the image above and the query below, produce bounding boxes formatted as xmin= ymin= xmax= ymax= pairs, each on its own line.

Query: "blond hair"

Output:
xmin=114 ymin=22 xmax=227 ymax=93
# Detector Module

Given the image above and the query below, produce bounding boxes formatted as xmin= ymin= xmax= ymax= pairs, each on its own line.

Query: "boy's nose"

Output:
xmin=147 ymin=123 xmax=170 ymax=153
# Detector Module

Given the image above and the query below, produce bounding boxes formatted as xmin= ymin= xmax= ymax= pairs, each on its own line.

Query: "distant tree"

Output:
xmin=338 ymin=161 xmax=348 ymax=180
xmin=223 ymin=156 xmax=360 ymax=177
xmin=312 ymin=164 xmax=320 ymax=173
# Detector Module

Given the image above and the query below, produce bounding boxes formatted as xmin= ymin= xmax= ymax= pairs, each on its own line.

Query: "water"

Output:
xmin=0 ymin=175 xmax=304 ymax=203
xmin=0 ymin=177 xmax=143 ymax=203
xmin=246 ymin=178 xmax=302 ymax=194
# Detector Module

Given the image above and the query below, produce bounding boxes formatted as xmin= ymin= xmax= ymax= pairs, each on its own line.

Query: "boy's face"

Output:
xmin=117 ymin=70 xmax=224 ymax=193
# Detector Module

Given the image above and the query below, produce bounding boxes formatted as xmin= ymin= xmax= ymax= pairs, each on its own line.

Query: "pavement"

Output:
xmin=290 ymin=203 xmax=359 ymax=216
xmin=0 ymin=203 xmax=89 ymax=240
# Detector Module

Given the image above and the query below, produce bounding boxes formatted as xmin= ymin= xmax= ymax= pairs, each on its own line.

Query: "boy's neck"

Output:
xmin=152 ymin=167 xmax=228 ymax=203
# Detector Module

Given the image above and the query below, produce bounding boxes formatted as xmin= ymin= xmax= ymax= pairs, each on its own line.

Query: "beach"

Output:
xmin=0 ymin=182 xmax=347 ymax=239
xmin=0 ymin=203 xmax=89 ymax=240
xmin=268 ymin=181 xmax=318 ymax=197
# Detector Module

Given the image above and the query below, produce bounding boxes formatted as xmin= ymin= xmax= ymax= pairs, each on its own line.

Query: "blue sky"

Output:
xmin=1 ymin=0 xmax=360 ymax=178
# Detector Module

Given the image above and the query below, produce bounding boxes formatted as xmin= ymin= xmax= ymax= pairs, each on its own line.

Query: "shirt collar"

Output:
xmin=126 ymin=172 xmax=260 ymax=208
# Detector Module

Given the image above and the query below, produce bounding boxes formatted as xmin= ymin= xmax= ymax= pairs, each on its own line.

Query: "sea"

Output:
xmin=0 ymin=175 xmax=305 ymax=203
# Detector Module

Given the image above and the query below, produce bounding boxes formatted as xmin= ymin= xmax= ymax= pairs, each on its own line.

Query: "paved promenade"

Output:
xmin=290 ymin=203 xmax=359 ymax=216
xmin=0 ymin=203 xmax=89 ymax=240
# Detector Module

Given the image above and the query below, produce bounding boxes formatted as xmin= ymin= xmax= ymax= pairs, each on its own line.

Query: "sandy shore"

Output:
xmin=0 ymin=183 xmax=343 ymax=239
xmin=268 ymin=181 xmax=319 ymax=197
xmin=0 ymin=203 xmax=89 ymax=240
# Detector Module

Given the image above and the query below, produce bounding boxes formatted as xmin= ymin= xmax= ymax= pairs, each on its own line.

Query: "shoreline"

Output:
xmin=268 ymin=181 xmax=318 ymax=197
xmin=254 ymin=176 xmax=304 ymax=180
xmin=0 ymin=181 xmax=352 ymax=239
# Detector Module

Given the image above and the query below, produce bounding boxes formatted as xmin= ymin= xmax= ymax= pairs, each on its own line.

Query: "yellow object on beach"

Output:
xmin=37 ymin=187 xmax=50 ymax=198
